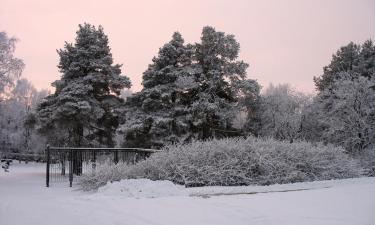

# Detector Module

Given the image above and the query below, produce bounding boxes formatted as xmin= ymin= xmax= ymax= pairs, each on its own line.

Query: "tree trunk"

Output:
xmin=72 ymin=123 xmax=83 ymax=175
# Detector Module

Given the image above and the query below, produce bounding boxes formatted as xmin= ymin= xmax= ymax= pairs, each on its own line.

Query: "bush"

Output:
xmin=78 ymin=162 xmax=131 ymax=191
xmin=357 ymin=147 xmax=375 ymax=176
xmin=79 ymin=136 xmax=362 ymax=190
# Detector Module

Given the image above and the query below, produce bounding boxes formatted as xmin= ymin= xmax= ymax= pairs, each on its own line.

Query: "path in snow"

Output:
xmin=1 ymin=162 xmax=375 ymax=225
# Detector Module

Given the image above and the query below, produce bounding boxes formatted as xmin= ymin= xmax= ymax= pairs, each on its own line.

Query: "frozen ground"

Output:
xmin=1 ymin=162 xmax=375 ymax=225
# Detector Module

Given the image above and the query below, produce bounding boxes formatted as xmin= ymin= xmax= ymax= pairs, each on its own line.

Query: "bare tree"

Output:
xmin=0 ymin=32 xmax=24 ymax=101
xmin=258 ymin=84 xmax=311 ymax=142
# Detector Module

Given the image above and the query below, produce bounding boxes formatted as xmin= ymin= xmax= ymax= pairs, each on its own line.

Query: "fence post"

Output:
xmin=69 ymin=149 xmax=73 ymax=187
xmin=46 ymin=145 xmax=50 ymax=187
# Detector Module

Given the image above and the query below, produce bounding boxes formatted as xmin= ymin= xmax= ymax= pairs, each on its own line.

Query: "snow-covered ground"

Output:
xmin=1 ymin=163 xmax=375 ymax=225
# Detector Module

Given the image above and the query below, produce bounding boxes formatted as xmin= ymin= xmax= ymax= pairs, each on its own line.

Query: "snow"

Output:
xmin=1 ymin=162 xmax=375 ymax=225
xmin=97 ymin=179 xmax=187 ymax=198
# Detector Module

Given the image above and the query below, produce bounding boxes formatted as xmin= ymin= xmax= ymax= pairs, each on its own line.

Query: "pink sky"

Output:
xmin=1 ymin=0 xmax=374 ymax=93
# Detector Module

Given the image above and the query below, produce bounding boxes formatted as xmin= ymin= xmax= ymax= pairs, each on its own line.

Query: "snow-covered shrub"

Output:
xmin=79 ymin=137 xmax=362 ymax=190
xmin=357 ymin=147 xmax=375 ymax=176
xmin=80 ymin=137 xmax=362 ymax=190
xmin=78 ymin=162 xmax=130 ymax=191
xmin=126 ymin=137 xmax=361 ymax=187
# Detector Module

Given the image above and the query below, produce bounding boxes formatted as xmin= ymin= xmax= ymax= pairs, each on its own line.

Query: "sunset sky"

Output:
xmin=1 ymin=0 xmax=374 ymax=93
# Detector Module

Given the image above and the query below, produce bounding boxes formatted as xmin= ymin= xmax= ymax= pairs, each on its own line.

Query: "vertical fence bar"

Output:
xmin=114 ymin=150 xmax=118 ymax=164
xmin=46 ymin=145 xmax=50 ymax=187
xmin=69 ymin=149 xmax=73 ymax=187
xmin=61 ymin=151 xmax=66 ymax=176
xmin=92 ymin=149 xmax=96 ymax=170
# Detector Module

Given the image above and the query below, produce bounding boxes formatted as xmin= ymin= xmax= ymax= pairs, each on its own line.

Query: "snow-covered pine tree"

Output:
xmin=191 ymin=26 xmax=253 ymax=139
xmin=314 ymin=40 xmax=375 ymax=92
xmin=119 ymin=32 xmax=196 ymax=148
xmin=36 ymin=24 xmax=131 ymax=147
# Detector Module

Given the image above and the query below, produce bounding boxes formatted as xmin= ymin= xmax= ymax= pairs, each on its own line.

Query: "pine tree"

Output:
xmin=36 ymin=24 xmax=131 ymax=147
xmin=120 ymin=32 xmax=196 ymax=148
xmin=191 ymin=26 xmax=251 ymax=139
xmin=357 ymin=40 xmax=375 ymax=79
xmin=314 ymin=40 xmax=375 ymax=91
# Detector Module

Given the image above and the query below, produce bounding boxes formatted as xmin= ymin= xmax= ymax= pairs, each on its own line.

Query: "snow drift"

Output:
xmin=97 ymin=179 xmax=187 ymax=198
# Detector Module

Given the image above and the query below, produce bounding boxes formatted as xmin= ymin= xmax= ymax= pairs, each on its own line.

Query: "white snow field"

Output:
xmin=1 ymin=163 xmax=375 ymax=225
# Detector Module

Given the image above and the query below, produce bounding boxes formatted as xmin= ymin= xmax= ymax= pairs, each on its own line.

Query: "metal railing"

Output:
xmin=45 ymin=146 xmax=160 ymax=187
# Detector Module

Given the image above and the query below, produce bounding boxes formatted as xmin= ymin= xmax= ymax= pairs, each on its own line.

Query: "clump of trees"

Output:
xmin=119 ymin=27 xmax=260 ymax=148
xmin=1 ymin=23 xmax=374 ymax=177
xmin=248 ymin=40 xmax=375 ymax=159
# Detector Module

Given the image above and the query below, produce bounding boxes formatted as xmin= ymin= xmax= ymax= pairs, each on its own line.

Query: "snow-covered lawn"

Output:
xmin=1 ymin=163 xmax=375 ymax=225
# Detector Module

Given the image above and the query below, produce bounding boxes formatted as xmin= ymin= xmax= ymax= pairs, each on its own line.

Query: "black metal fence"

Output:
xmin=45 ymin=146 xmax=160 ymax=187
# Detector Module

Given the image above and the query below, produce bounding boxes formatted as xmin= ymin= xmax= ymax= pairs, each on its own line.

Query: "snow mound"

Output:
xmin=97 ymin=179 xmax=187 ymax=198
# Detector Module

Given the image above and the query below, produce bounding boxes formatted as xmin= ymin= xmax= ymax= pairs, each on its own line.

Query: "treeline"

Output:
xmin=1 ymin=24 xmax=374 ymax=159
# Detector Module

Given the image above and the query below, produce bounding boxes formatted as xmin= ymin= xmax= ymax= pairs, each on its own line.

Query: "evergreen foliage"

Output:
xmin=36 ymin=24 xmax=131 ymax=147
xmin=314 ymin=40 xmax=375 ymax=91
xmin=120 ymin=27 xmax=260 ymax=148
xmin=191 ymin=26 xmax=254 ymax=139
xmin=119 ymin=32 xmax=195 ymax=148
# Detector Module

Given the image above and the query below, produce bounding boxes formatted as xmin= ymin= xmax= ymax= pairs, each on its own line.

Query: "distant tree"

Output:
xmin=237 ymin=79 xmax=261 ymax=135
xmin=258 ymin=84 xmax=311 ymax=142
xmin=0 ymin=31 xmax=25 ymax=154
xmin=0 ymin=31 xmax=24 ymax=101
xmin=12 ymin=79 xmax=36 ymax=152
xmin=12 ymin=79 xmax=37 ymax=113
xmin=0 ymin=78 xmax=48 ymax=153
xmin=314 ymin=40 xmax=375 ymax=91
xmin=36 ymin=24 xmax=131 ymax=147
